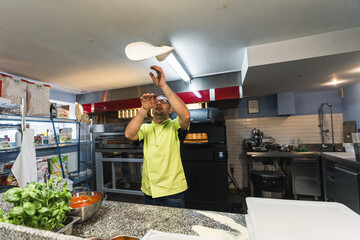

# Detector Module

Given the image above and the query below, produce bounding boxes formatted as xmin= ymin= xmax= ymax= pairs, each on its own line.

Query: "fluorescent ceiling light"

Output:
xmin=192 ymin=91 xmax=202 ymax=98
xmin=166 ymin=53 xmax=191 ymax=82
xmin=188 ymin=81 xmax=202 ymax=98
xmin=322 ymin=78 xmax=346 ymax=86
xmin=330 ymin=79 xmax=340 ymax=85
xmin=165 ymin=52 xmax=201 ymax=98
xmin=351 ymin=66 xmax=360 ymax=73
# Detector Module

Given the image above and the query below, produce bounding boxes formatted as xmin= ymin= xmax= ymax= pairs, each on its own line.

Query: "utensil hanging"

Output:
xmin=50 ymin=104 xmax=65 ymax=178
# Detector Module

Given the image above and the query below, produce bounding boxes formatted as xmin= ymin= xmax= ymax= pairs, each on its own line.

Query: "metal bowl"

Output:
xmin=111 ymin=235 xmax=140 ymax=240
xmin=68 ymin=191 xmax=103 ymax=223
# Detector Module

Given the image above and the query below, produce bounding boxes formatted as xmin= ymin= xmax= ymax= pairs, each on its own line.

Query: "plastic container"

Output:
xmin=59 ymin=128 xmax=72 ymax=143
xmin=15 ymin=131 xmax=22 ymax=147
xmin=245 ymin=197 xmax=360 ymax=240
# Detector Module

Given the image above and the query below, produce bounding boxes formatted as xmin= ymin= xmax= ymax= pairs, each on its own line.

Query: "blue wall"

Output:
xmin=294 ymin=90 xmax=342 ymax=115
xmin=238 ymin=95 xmax=277 ymax=118
xmin=342 ymin=82 xmax=360 ymax=130
xmin=238 ymin=89 xmax=342 ymax=118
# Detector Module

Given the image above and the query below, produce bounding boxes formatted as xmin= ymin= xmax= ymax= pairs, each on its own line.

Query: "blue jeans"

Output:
xmin=144 ymin=192 xmax=185 ymax=208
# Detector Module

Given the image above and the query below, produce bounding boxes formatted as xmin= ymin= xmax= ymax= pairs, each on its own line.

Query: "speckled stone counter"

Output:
xmin=0 ymin=193 xmax=247 ymax=239
xmin=71 ymin=200 xmax=247 ymax=239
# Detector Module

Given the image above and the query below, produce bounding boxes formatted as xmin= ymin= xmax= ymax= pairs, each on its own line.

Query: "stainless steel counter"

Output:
xmin=247 ymin=151 xmax=321 ymax=158
xmin=246 ymin=151 xmax=323 ymax=199
xmin=247 ymin=151 xmax=359 ymax=169
xmin=322 ymin=152 xmax=360 ymax=171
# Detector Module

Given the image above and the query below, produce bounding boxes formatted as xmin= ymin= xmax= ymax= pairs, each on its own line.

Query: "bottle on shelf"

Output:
xmin=4 ymin=135 xmax=10 ymax=142
xmin=48 ymin=129 xmax=55 ymax=144
xmin=15 ymin=131 xmax=22 ymax=147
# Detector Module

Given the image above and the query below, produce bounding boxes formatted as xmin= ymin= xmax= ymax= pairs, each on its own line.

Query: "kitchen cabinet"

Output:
xmin=277 ymin=92 xmax=295 ymax=115
xmin=334 ymin=165 xmax=360 ymax=213
xmin=322 ymin=153 xmax=360 ymax=213
xmin=322 ymin=156 xmax=336 ymax=201
xmin=247 ymin=152 xmax=321 ymax=199
xmin=183 ymin=161 xmax=229 ymax=212
xmin=291 ymin=156 xmax=321 ymax=200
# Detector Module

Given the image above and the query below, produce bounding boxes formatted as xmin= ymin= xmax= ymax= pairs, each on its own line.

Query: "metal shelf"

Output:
xmin=0 ymin=102 xmax=20 ymax=110
xmin=0 ymin=113 xmax=94 ymax=189
xmin=0 ymin=141 xmax=92 ymax=153
xmin=0 ymin=114 xmax=78 ymax=123
xmin=0 ymin=147 xmax=20 ymax=153
xmin=0 ymin=169 xmax=11 ymax=177
xmin=35 ymin=142 xmax=81 ymax=149
xmin=71 ymin=174 xmax=93 ymax=185
xmin=0 ymin=185 xmax=17 ymax=193
xmin=0 ymin=123 xmax=21 ymax=131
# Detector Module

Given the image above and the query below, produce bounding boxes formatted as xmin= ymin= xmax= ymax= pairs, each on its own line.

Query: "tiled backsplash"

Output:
xmin=225 ymin=113 xmax=343 ymax=188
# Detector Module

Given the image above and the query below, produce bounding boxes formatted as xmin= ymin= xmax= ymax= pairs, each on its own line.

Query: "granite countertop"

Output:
xmin=72 ymin=200 xmax=247 ymax=239
xmin=0 ymin=194 xmax=247 ymax=240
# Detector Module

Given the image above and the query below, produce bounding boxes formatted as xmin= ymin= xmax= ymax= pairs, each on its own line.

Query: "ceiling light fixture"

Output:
xmin=165 ymin=53 xmax=201 ymax=98
xmin=330 ymin=79 xmax=339 ymax=85
xmin=353 ymin=67 xmax=360 ymax=73
xmin=165 ymin=53 xmax=191 ymax=82
xmin=192 ymin=91 xmax=202 ymax=98
xmin=323 ymin=78 xmax=347 ymax=86
xmin=188 ymin=80 xmax=202 ymax=99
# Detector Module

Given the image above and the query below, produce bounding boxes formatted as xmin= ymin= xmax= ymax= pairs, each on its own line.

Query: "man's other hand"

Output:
xmin=140 ymin=93 xmax=155 ymax=110
xmin=149 ymin=65 xmax=166 ymax=88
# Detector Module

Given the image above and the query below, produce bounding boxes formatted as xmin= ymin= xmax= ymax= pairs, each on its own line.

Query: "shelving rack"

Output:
xmin=0 ymin=102 xmax=94 ymax=192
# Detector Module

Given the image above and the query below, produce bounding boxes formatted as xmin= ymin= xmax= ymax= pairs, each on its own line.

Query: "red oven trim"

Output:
xmin=85 ymin=86 xmax=240 ymax=113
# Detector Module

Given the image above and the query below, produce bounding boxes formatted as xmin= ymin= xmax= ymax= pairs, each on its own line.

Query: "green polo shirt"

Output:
xmin=138 ymin=117 xmax=188 ymax=198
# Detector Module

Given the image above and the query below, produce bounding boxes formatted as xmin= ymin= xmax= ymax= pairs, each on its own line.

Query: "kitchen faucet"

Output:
xmin=318 ymin=102 xmax=335 ymax=152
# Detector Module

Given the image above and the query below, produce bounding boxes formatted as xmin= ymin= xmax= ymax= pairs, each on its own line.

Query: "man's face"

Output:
xmin=154 ymin=97 xmax=172 ymax=116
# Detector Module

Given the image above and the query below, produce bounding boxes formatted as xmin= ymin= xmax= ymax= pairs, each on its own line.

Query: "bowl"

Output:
xmin=111 ymin=235 xmax=140 ymax=240
xmin=68 ymin=191 xmax=103 ymax=223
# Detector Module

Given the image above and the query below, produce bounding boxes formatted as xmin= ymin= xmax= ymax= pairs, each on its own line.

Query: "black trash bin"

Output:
xmin=251 ymin=170 xmax=285 ymax=199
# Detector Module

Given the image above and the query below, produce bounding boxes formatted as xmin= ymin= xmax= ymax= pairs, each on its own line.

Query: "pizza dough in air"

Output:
xmin=125 ymin=42 xmax=174 ymax=62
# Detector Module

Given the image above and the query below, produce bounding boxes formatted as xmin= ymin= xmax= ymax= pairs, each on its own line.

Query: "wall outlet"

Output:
xmin=339 ymin=88 xmax=344 ymax=98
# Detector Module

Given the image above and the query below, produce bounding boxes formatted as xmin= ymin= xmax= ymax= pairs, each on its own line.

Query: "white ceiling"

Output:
xmin=243 ymin=50 xmax=360 ymax=97
xmin=0 ymin=0 xmax=359 ymax=95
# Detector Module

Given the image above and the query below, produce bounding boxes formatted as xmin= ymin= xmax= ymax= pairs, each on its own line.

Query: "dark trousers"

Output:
xmin=144 ymin=192 xmax=185 ymax=208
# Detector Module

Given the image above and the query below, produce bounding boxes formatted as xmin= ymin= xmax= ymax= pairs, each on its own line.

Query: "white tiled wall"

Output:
xmin=226 ymin=113 xmax=343 ymax=189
